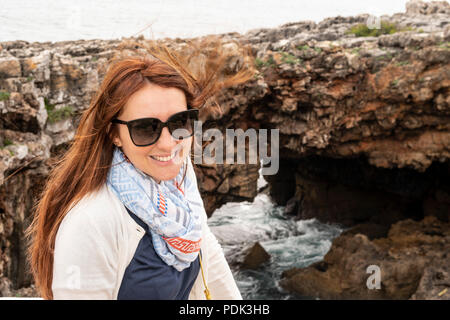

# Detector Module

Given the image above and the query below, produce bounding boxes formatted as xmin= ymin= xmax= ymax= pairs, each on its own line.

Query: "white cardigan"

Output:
xmin=52 ymin=182 xmax=242 ymax=300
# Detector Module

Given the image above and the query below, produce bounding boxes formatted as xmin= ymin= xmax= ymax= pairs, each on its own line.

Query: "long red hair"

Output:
xmin=25 ymin=36 xmax=255 ymax=299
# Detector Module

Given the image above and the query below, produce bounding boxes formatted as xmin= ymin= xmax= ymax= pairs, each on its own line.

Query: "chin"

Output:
xmin=157 ymin=173 xmax=177 ymax=182
xmin=149 ymin=165 xmax=182 ymax=182
xmin=138 ymin=153 xmax=182 ymax=179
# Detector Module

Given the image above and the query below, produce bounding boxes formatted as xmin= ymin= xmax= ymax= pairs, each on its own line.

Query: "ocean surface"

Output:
xmin=209 ymin=193 xmax=343 ymax=299
xmin=1 ymin=0 xmax=412 ymax=43
xmin=208 ymin=170 xmax=344 ymax=299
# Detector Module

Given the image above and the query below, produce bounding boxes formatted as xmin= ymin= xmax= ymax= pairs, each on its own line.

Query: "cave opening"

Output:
xmin=263 ymin=155 xmax=449 ymax=228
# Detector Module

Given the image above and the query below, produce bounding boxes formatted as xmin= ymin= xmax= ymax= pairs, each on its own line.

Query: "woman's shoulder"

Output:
xmin=58 ymin=183 xmax=127 ymax=238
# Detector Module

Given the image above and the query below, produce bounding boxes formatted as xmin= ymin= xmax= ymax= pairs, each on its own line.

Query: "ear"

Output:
xmin=113 ymin=138 xmax=122 ymax=147
xmin=112 ymin=135 xmax=123 ymax=147
xmin=108 ymin=123 xmax=123 ymax=147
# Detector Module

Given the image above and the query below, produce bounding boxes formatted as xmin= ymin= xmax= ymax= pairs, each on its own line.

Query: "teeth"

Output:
xmin=151 ymin=151 xmax=176 ymax=162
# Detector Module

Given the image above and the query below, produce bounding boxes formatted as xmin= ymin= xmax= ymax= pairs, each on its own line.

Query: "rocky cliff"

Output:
xmin=0 ymin=0 xmax=449 ymax=298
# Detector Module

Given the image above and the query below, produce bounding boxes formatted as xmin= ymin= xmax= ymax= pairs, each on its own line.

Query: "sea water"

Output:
xmin=208 ymin=176 xmax=343 ymax=300
xmin=1 ymin=0 xmax=410 ymax=42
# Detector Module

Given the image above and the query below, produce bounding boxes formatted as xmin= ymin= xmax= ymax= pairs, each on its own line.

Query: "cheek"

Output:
xmin=119 ymin=127 xmax=151 ymax=158
xmin=133 ymin=144 xmax=154 ymax=159
xmin=125 ymin=146 xmax=154 ymax=169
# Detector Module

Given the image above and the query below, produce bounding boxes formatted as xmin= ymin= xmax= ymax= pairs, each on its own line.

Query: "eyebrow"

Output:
xmin=115 ymin=107 xmax=195 ymax=123
xmin=120 ymin=105 xmax=190 ymax=121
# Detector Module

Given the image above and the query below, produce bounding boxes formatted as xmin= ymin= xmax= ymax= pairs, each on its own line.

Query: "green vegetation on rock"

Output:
xmin=44 ymin=97 xmax=75 ymax=124
xmin=0 ymin=91 xmax=10 ymax=101
xmin=255 ymin=56 xmax=276 ymax=69
xmin=346 ymin=21 xmax=411 ymax=37
xmin=280 ymin=52 xmax=302 ymax=65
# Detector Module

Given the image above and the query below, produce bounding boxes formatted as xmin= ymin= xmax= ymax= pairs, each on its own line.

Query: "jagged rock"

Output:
xmin=283 ymin=196 xmax=299 ymax=216
xmin=0 ymin=57 xmax=21 ymax=78
xmin=280 ymin=216 xmax=450 ymax=300
xmin=0 ymin=277 xmax=13 ymax=297
xmin=240 ymin=242 xmax=271 ymax=270
xmin=340 ymin=223 xmax=391 ymax=240
xmin=411 ymin=262 xmax=450 ymax=300
xmin=406 ymin=0 xmax=450 ymax=15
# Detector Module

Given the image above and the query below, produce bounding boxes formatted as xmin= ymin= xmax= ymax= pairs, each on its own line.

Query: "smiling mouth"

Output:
xmin=150 ymin=150 xmax=178 ymax=162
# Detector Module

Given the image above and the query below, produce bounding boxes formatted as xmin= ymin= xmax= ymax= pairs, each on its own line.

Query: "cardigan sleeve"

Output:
xmin=185 ymin=157 xmax=243 ymax=300
xmin=204 ymin=223 xmax=243 ymax=300
xmin=52 ymin=204 xmax=119 ymax=300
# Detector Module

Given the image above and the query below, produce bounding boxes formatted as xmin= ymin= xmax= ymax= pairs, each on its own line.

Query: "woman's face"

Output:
xmin=112 ymin=82 xmax=192 ymax=184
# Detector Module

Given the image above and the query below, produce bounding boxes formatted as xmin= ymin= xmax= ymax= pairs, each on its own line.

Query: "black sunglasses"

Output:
xmin=111 ymin=108 xmax=198 ymax=147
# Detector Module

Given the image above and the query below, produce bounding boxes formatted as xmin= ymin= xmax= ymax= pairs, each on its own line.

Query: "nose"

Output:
xmin=154 ymin=126 xmax=178 ymax=151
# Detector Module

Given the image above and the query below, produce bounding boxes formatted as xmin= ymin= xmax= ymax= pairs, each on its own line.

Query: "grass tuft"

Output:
xmin=346 ymin=21 xmax=409 ymax=37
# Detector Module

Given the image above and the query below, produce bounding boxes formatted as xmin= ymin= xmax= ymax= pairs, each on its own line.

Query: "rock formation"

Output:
xmin=280 ymin=216 xmax=449 ymax=299
xmin=0 ymin=0 xmax=449 ymax=298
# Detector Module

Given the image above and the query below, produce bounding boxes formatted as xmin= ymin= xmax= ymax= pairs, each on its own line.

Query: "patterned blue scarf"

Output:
xmin=106 ymin=147 xmax=204 ymax=271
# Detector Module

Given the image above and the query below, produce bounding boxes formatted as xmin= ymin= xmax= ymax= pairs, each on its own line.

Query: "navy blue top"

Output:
xmin=117 ymin=207 xmax=200 ymax=300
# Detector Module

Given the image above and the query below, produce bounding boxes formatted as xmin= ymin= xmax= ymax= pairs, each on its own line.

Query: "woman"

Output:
xmin=26 ymin=38 xmax=254 ymax=300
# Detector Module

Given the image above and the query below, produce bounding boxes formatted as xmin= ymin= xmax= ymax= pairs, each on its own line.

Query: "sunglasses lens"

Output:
xmin=168 ymin=110 xmax=197 ymax=139
xmin=126 ymin=109 xmax=198 ymax=146
xmin=129 ymin=119 xmax=160 ymax=146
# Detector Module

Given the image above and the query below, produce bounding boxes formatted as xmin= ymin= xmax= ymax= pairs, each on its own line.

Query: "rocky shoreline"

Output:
xmin=280 ymin=216 xmax=449 ymax=299
xmin=0 ymin=0 xmax=449 ymax=299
